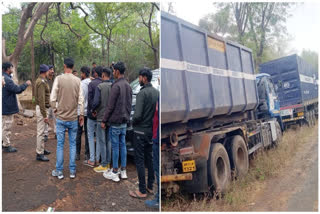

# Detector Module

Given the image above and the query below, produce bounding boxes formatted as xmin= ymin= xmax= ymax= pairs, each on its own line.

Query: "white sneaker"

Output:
xmin=120 ymin=169 xmax=128 ymax=179
xmin=103 ymin=169 xmax=120 ymax=182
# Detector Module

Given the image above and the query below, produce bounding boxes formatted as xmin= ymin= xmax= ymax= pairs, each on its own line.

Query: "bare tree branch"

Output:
xmin=69 ymin=2 xmax=115 ymax=44
xmin=40 ymin=7 xmax=49 ymax=44
xmin=152 ymin=2 xmax=160 ymax=11
xmin=139 ymin=38 xmax=154 ymax=50
xmin=138 ymin=3 xmax=158 ymax=68
xmin=9 ymin=3 xmax=52 ymax=63
xmin=17 ymin=3 xmax=37 ymax=38
xmin=56 ymin=3 xmax=82 ymax=39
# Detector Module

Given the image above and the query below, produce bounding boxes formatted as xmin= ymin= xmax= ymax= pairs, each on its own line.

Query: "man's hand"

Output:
xmin=26 ymin=80 xmax=31 ymax=86
xmin=79 ymin=115 xmax=84 ymax=127
xmin=44 ymin=118 xmax=49 ymax=124
xmin=101 ymin=122 xmax=106 ymax=129
xmin=92 ymin=111 xmax=97 ymax=118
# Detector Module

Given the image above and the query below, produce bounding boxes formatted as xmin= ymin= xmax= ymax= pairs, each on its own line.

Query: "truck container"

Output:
xmin=161 ymin=12 xmax=287 ymax=195
xmin=161 ymin=12 xmax=258 ymax=125
xmin=259 ymin=55 xmax=318 ymax=127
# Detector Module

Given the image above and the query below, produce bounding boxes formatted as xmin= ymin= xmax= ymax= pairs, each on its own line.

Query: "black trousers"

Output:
xmin=76 ymin=116 xmax=89 ymax=157
xmin=133 ymin=131 xmax=154 ymax=194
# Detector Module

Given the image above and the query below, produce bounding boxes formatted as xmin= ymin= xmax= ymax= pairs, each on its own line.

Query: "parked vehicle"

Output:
xmin=126 ymin=69 xmax=160 ymax=155
xmin=259 ymin=55 xmax=318 ymax=129
xmin=161 ymin=12 xmax=282 ymax=195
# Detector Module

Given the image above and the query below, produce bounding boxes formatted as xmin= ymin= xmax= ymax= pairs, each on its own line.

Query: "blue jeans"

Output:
xmin=56 ymin=118 xmax=78 ymax=173
xmin=105 ymin=127 xmax=111 ymax=165
xmin=109 ymin=124 xmax=127 ymax=169
xmin=153 ymin=142 xmax=159 ymax=202
xmin=96 ymin=124 xmax=107 ymax=167
xmin=87 ymin=118 xmax=100 ymax=162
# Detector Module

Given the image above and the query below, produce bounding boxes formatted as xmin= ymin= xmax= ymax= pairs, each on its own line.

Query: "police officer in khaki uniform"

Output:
xmin=35 ymin=64 xmax=51 ymax=161
xmin=44 ymin=65 xmax=56 ymax=140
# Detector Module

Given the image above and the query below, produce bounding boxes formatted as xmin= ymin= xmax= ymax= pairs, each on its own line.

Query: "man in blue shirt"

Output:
xmin=2 ymin=62 xmax=31 ymax=153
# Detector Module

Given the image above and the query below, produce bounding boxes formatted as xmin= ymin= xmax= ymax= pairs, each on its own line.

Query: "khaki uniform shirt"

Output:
xmin=35 ymin=76 xmax=50 ymax=118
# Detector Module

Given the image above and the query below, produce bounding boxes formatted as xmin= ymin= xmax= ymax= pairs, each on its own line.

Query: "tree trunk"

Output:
xmin=107 ymin=30 xmax=112 ymax=66
xmin=107 ymin=40 xmax=110 ymax=66
xmin=147 ymin=4 xmax=158 ymax=68
xmin=148 ymin=24 xmax=158 ymax=68
xmin=2 ymin=3 xmax=52 ymax=83
xmin=31 ymin=32 xmax=36 ymax=97
xmin=101 ymin=35 xmax=106 ymax=64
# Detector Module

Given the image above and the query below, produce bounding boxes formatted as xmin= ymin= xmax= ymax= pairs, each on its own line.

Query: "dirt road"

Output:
xmin=247 ymin=126 xmax=318 ymax=211
xmin=162 ymin=124 xmax=318 ymax=212
xmin=2 ymin=116 xmax=157 ymax=211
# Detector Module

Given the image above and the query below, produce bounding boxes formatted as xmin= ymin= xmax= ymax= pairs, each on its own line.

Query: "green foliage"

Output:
xmin=2 ymin=2 xmax=159 ymax=81
xmin=2 ymin=7 xmax=21 ymax=55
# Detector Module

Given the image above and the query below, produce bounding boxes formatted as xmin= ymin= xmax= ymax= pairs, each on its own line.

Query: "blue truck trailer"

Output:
xmin=161 ymin=12 xmax=283 ymax=195
xmin=259 ymin=55 xmax=318 ymax=128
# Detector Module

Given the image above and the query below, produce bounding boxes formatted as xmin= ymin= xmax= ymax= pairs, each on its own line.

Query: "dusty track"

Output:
xmin=162 ymin=124 xmax=318 ymax=211
xmin=2 ymin=116 xmax=158 ymax=211
xmin=247 ymin=125 xmax=318 ymax=211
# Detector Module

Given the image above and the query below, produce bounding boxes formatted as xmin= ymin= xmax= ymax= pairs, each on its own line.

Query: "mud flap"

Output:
xmin=182 ymin=157 xmax=208 ymax=193
xmin=268 ymin=120 xmax=277 ymax=141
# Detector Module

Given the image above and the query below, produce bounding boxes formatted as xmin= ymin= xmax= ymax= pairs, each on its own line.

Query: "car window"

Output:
xmin=130 ymin=70 xmax=159 ymax=94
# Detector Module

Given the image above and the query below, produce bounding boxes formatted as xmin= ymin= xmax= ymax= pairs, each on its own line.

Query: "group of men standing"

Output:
xmin=2 ymin=58 xmax=159 ymax=208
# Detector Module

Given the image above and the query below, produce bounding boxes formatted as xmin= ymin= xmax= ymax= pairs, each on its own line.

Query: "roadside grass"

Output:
xmin=161 ymin=123 xmax=318 ymax=211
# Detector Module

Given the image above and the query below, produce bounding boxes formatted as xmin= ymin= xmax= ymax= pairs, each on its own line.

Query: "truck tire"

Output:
xmin=308 ymin=111 xmax=314 ymax=126
xmin=311 ymin=110 xmax=316 ymax=126
xmin=208 ymin=143 xmax=231 ymax=193
xmin=306 ymin=111 xmax=311 ymax=126
xmin=273 ymin=121 xmax=282 ymax=146
xmin=229 ymin=135 xmax=249 ymax=177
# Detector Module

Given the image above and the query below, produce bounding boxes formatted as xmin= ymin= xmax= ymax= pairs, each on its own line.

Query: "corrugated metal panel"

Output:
xmin=259 ymin=54 xmax=318 ymax=108
xmin=161 ymin=12 xmax=258 ymax=124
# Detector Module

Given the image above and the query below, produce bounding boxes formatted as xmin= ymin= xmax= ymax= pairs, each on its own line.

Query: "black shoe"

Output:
xmin=36 ymin=154 xmax=49 ymax=161
xmin=44 ymin=135 xmax=48 ymax=142
xmin=44 ymin=150 xmax=51 ymax=155
xmin=76 ymin=154 xmax=80 ymax=161
xmin=3 ymin=146 xmax=17 ymax=153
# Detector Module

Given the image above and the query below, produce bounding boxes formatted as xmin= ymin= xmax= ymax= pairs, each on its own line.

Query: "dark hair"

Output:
xmin=102 ymin=67 xmax=111 ymax=78
xmin=113 ymin=62 xmax=126 ymax=74
xmin=139 ymin=68 xmax=152 ymax=82
xmin=81 ymin=66 xmax=90 ymax=77
xmin=95 ymin=66 xmax=103 ymax=77
xmin=64 ymin=57 xmax=74 ymax=69
xmin=92 ymin=62 xmax=96 ymax=65
xmin=73 ymin=70 xmax=78 ymax=74
xmin=2 ymin=62 xmax=13 ymax=72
